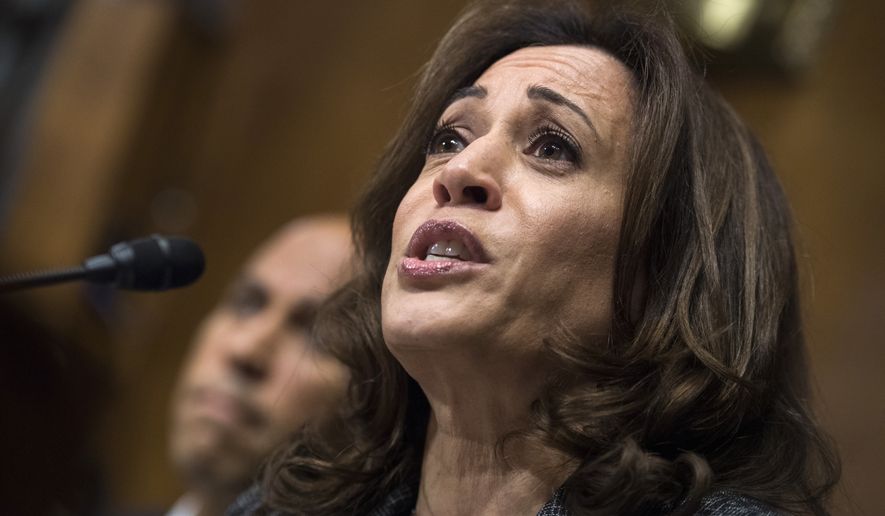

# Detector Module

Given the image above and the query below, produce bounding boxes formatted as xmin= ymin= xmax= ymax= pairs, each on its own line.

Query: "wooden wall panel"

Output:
xmin=715 ymin=1 xmax=885 ymax=512
xmin=0 ymin=0 xmax=175 ymax=327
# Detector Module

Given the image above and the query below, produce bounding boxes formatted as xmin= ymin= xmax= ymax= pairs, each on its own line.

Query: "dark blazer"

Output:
xmin=226 ymin=482 xmax=779 ymax=515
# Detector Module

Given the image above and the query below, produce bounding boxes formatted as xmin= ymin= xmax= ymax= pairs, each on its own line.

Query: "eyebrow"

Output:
xmin=527 ymin=85 xmax=600 ymax=142
xmin=442 ymin=83 xmax=602 ymax=143
xmin=229 ymin=276 xmax=260 ymax=295
xmin=288 ymin=299 xmax=320 ymax=327
xmin=444 ymin=85 xmax=487 ymax=107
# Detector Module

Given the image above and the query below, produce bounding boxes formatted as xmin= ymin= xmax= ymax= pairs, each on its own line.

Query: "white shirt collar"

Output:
xmin=166 ymin=493 xmax=202 ymax=516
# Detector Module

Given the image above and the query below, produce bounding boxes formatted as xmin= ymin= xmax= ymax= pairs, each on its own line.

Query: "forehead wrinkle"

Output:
xmin=477 ymin=47 xmax=630 ymax=141
xmin=490 ymin=48 xmax=600 ymax=85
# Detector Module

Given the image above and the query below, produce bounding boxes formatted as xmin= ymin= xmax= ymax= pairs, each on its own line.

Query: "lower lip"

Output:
xmin=398 ymin=257 xmax=486 ymax=280
xmin=192 ymin=390 xmax=248 ymax=427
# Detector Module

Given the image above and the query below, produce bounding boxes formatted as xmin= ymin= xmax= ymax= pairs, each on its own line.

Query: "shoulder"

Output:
xmin=539 ymin=487 xmax=779 ymax=516
xmin=225 ymin=481 xmax=420 ymax=516
xmin=695 ymin=490 xmax=780 ymax=516
xmin=225 ymin=484 xmax=266 ymax=516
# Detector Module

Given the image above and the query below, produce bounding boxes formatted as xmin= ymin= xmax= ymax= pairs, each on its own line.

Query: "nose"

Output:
xmin=224 ymin=315 xmax=281 ymax=382
xmin=432 ymin=136 xmax=503 ymax=210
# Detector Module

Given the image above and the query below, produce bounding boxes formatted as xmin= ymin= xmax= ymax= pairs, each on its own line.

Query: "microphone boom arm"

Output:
xmin=0 ymin=266 xmax=91 ymax=293
xmin=0 ymin=235 xmax=204 ymax=293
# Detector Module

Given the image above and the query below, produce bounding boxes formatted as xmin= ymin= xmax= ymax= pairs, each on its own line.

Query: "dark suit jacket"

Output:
xmin=226 ymin=481 xmax=779 ymax=515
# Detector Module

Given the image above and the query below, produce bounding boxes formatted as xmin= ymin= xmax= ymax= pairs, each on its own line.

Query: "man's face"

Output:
xmin=169 ymin=219 xmax=350 ymax=493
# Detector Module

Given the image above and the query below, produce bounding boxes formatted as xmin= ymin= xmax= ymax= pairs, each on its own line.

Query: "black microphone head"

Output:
xmin=108 ymin=235 xmax=205 ymax=291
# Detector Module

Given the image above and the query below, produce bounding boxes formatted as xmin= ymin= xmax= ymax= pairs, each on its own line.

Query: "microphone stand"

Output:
xmin=0 ymin=235 xmax=204 ymax=293
xmin=0 ymin=266 xmax=93 ymax=293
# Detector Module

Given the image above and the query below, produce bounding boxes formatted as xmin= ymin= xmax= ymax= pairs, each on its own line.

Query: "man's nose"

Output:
xmin=225 ymin=316 xmax=282 ymax=382
xmin=432 ymin=135 xmax=504 ymax=210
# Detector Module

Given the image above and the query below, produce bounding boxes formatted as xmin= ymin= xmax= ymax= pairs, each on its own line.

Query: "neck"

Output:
xmin=183 ymin=488 xmax=238 ymax=516
xmin=414 ymin=417 xmax=572 ymax=516
xmin=400 ymin=346 xmax=574 ymax=516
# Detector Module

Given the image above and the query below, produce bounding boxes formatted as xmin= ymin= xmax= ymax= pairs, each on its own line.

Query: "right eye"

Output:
xmin=427 ymin=123 xmax=466 ymax=155
xmin=224 ymin=283 xmax=266 ymax=317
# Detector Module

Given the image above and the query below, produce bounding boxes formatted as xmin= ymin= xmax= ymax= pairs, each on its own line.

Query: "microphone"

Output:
xmin=0 ymin=235 xmax=205 ymax=293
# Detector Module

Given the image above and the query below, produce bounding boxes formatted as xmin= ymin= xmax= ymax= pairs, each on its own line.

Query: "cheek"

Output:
xmin=528 ymin=188 xmax=622 ymax=265
xmin=179 ymin=317 xmax=227 ymax=383
xmin=391 ymin=180 xmax=427 ymax=244
xmin=517 ymin=190 xmax=622 ymax=326
xmin=383 ymin=178 xmax=428 ymax=286
xmin=265 ymin=350 xmax=347 ymax=426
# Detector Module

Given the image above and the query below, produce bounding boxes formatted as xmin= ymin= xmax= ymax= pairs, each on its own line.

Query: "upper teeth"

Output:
xmin=426 ymin=240 xmax=470 ymax=261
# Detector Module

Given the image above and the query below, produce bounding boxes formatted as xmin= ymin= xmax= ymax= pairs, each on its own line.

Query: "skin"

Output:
xmin=169 ymin=216 xmax=351 ymax=516
xmin=381 ymin=45 xmax=635 ymax=515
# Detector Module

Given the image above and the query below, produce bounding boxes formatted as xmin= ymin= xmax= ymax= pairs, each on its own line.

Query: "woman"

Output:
xmin=237 ymin=0 xmax=840 ymax=514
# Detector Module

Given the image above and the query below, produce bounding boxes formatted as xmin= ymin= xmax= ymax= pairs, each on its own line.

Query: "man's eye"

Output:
xmin=427 ymin=124 xmax=466 ymax=155
xmin=224 ymin=284 xmax=266 ymax=316
xmin=287 ymin=307 xmax=317 ymax=332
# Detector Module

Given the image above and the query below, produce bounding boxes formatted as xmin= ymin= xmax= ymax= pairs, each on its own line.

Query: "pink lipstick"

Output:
xmin=398 ymin=219 xmax=489 ymax=282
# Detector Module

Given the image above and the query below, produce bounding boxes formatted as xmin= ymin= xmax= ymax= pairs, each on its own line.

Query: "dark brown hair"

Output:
xmin=262 ymin=1 xmax=840 ymax=514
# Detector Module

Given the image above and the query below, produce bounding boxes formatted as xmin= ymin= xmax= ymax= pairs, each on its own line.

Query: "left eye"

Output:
xmin=535 ymin=140 xmax=567 ymax=160
xmin=527 ymin=126 xmax=580 ymax=164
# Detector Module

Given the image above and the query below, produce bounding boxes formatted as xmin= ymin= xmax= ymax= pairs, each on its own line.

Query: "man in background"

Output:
xmin=167 ymin=215 xmax=351 ymax=516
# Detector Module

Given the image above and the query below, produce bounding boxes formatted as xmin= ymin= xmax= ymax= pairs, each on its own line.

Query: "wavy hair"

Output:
xmin=261 ymin=1 xmax=839 ymax=514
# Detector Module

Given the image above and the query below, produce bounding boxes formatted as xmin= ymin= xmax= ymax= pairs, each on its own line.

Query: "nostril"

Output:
xmin=434 ymin=182 xmax=452 ymax=203
xmin=463 ymin=186 xmax=488 ymax=204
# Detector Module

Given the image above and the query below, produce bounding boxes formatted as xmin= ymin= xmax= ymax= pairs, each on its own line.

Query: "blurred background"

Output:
xmin=0 ymin=0 xmax=881 ymax=514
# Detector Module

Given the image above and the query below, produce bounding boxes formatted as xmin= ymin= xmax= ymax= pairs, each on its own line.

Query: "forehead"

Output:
xmin=243 ymin=222 xmax=351 ymax=301
xmin=478 ymin=45 xmax=631 ymax=94
xmin=471 ymin=45 xmax=635 ymax=143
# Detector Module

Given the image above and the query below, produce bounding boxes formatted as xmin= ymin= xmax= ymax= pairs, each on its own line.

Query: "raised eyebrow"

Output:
xmin=220 ymin=276 xmax=266 ymax=309
xmin=527 ymin=85 xmax=601 ymax=143
xmin=229 ymin=276 xmax=262 ymax=296
xmin=443 ymin=85 xmax=488 ymax=109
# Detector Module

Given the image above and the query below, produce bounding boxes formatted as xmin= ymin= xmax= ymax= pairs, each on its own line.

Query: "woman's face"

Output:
xmin=382 ymin=45 xmax=635 ymax=359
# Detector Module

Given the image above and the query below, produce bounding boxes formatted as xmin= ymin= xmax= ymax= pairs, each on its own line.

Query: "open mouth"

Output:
xmin=424 ymin=240 xmax=472 ymax=262
xmin=407 ymin=219 xmax=489 ymax=264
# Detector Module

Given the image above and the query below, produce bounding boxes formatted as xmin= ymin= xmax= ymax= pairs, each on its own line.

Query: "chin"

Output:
xmin=382 ymin=274 xmax=504 ymax=351
xmin=175 ymin=437 xmax=255 ymax=493
xmin=383 ymin=309 xmax=490 ymax=357
xmin=182 ymin=456 xmax=252 ymax=494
